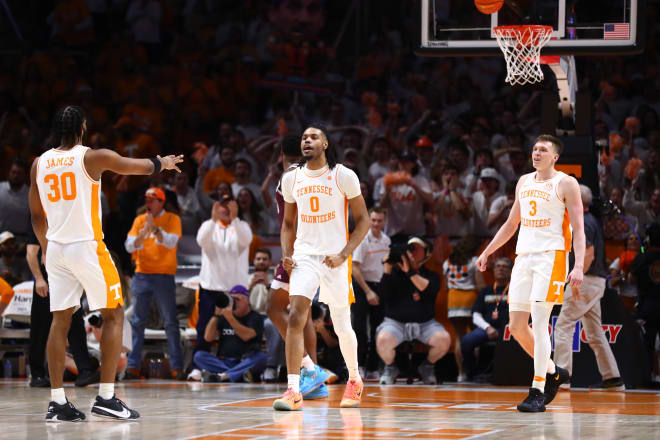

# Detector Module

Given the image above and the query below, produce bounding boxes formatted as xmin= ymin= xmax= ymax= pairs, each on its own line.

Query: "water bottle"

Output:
xmin=4 ymin=358 xmax=12 ymax=379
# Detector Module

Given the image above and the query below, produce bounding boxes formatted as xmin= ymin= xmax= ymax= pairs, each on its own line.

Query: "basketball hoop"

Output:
xmin=493 ymin=25 xmax=553 ymax=86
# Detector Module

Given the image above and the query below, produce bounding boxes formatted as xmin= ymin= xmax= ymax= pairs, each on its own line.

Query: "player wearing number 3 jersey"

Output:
xmin=273 ymin=125 xmax=370 ymax=411
xmin=29 ymin=106 xmax=184 ymax=422
xmin=476 ymin=134 xmax=586 ymax=413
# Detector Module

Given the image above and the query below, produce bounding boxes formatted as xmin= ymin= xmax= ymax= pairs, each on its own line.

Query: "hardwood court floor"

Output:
xmin=1 ymin=379 xmax=659 ymax=439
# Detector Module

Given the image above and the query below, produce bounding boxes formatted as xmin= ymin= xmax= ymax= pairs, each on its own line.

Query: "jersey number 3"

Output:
xmin=44 ymin=173 xmax=77 ymax=202
xmin=529 ymin=200 xmax=537 ymax=216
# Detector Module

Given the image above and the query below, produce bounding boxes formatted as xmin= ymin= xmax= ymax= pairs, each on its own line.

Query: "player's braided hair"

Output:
xmin=53 ymin=106 xmax=85 ymax=147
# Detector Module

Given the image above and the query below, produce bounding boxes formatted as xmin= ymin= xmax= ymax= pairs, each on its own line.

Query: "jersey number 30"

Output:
xmin=44 ymin=173 xmax=77 ymax=202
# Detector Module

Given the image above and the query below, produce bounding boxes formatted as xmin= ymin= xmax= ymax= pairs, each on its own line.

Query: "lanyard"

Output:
xmin=493 ymin=282 xmax=509 ymax=308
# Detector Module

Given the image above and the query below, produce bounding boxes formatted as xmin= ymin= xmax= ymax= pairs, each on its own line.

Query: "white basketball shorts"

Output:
xmin=509 ymin=250 xmax=568 ymax=312
xmin=289 ymin=254 xmax=355 ymax=306
xmin=46 ymin=240 xmax=123 ymax=312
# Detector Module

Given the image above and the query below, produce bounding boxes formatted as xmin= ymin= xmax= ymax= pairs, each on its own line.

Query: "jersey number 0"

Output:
xmin=44 ymin=173 xmax=77 ymax=202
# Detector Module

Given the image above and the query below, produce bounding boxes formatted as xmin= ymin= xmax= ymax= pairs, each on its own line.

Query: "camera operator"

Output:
xmin=193 ymin=285 xmax=266 ymax=382
xmin=554 ymin=185 xmax=624 ymax=390
xmin=376 ymin=237 xmax=450 ymax=385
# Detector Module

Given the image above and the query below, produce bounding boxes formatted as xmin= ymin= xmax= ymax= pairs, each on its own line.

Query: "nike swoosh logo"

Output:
xmin=555 ymin=374 xmax=560 ymax=380
xmin=293 ymin=398 xmax=302 ymax=404
xmin=98 ymin=405 xmax=131 ymax=418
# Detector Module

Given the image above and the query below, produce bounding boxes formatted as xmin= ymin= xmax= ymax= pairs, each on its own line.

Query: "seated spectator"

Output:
xmin=377 ymin=237 xmax=450 ymax=385
xmin=193 ymin=285 xmax=266 ymax=382
xmin=461 ymin=257 xmax=512 ymax=380
xmin=608 ymin=232 xmax=640 ymax=312
xmin=0 ymin=231 xmax=31 ymax=284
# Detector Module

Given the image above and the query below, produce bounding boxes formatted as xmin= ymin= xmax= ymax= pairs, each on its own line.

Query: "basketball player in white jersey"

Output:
xmin=29 ymin=106 xmax=183 ymax=422
xmin=476 ymin=134 xmax=585 ymax=412
xmin=273 ymin=125 xmax=369 ymax=411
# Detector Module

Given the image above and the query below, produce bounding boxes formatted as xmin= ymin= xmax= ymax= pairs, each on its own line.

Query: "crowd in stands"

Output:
xmin=0 ymin=0 xmax=658 ymax=385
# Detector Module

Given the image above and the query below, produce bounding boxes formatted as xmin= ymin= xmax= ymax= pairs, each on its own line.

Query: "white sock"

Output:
xmin=531 ymin=301 xmax=554 ymax=391
xmin=547 ymin=359 xmax=556 ymax=375
xmin=328 ymin=305 xmax=360 ymax=381
xmin=51 ymin=388 xmax=66 ymax=405
xmin=288 ymin=374 xmax=300 ymax=393
xmin=99 ymin=383 xmax=114 ymax=400
xmin=301 ymin=355 xmax=315 ymax=371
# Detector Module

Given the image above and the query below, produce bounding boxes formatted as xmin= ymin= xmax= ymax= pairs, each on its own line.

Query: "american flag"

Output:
xmin=604 ymin=23 xmax=630 ymax=39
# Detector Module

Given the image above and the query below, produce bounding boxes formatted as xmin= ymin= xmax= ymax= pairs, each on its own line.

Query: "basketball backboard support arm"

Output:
xmin=545 ymin=55 xmax=577 ymax=135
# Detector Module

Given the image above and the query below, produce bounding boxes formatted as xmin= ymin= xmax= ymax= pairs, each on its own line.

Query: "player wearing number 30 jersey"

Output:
xmin=29 ymin=106 xmax=183 ymax=422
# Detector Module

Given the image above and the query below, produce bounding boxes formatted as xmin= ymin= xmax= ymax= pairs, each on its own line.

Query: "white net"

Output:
xmin=493 ymin=25 xmax=553 ymax=86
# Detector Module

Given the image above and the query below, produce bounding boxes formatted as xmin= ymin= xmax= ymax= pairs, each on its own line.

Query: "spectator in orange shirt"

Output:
xmin=50 ymin=0 xmax=94 ymax=47
xmin=124 ymin=187 xmax=184 ymax=380
xmin=202 ymin=146 xmax=236 ymax=194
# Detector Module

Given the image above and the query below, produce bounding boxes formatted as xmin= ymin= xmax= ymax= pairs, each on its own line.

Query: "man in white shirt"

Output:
xmin=351 ymin=207 xmax=391 ymax=378
xmin=188 ymin=193 xmax=252 ymax=381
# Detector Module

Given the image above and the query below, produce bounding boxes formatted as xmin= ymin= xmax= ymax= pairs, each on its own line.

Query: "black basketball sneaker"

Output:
xmin=46 ymin=400 xmax=86 ymax=422
xmin=544 ymin=366 xmax=570 ymax=404
xmin=91 ymin=395 xmax=140 ymax=420
xmin=517 ymin=388 xmax=546 ymax=413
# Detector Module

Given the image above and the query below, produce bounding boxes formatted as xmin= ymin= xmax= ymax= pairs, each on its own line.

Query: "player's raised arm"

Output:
xmin=84 ymin=149 xmax=184 ymax=181
xmin=562 ymin=176 xmax=585 ymax=289
xmin=476 ymin=174 xmax=525 ymax=271
xmin=28 ymin=157 xmax=48 ymax=255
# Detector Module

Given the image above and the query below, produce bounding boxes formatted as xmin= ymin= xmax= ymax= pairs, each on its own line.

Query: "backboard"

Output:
xmin=416 ymin=0 xmax=645 ymax=57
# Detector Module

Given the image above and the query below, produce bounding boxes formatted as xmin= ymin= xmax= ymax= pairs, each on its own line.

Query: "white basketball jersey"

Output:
xmin=285 ymin=164 xmax=357 ymax=256
xmin=516 ymin=171 xmax=572 ymax=255
xmin=36 ymin=145 xmax=103 ymax=244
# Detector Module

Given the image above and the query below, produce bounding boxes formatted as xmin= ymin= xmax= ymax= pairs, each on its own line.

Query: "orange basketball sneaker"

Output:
xmin=273 ymin=388 xmax=303 ymax=411
xmin=339 ymin=379 xmax=364 ymax=408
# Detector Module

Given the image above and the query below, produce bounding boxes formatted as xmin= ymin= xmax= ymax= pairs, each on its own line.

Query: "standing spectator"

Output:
xmin=375 ymin=153 xmax=432 ymax=240
xmin=471 ymin=168 xmax=504 ymax=237
xmin=461 ymin=257 xmax=512 ymax=380
xmin=193 ymin=285 xmax=266 ymax=383
xmin=554 ymin=185 xmax=624 ymax=390
xmin=351 ymin=207 xmax=390 ymax=378
xmin=0 ymin=158 xmax=31 ymax=244
xmin=487 ymin=181 xmax=516 ymax=233
xmin=189 ymin=193 xmax=252 ymax=381
xmin=603 ymin=187 xmax=638 ymax=242
xmin=434 ymin=165 xmax=472 ymax=238
xmin=172 ymin=171 xmax=201 ymax=235
xmin=26 ymin=231 xmax=99 ymax=388
xmin=377 ymin=237 xmax=450 ymax=385
xmin=202 ymin=146 xmax=236 ymax=194
xmin=124 ymin=187 xmax=184 ymax=380
xmin=630 ymin=223 xmax=660 ymax=376
xmin=623 ymin=186 xmax=660 ymax=236
xmin=0 ymin=231 xmax=31 ymax=284
xmin=443 ymin=236 xmax=484 ymax=381
xmin=367 ymin=137 xmax=394 ymax=185
xmin=231 ymin=159 xmax=262 ymax=204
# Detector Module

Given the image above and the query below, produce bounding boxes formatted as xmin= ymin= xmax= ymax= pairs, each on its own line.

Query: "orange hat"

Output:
xmin=145 ymin=187 xmax=165 ymax=201
xmin=416 ymin=136 xmax=433 ymax=148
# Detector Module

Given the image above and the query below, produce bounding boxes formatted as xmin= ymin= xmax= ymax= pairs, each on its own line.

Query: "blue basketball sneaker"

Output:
xmin=300 ymin=365 xmax=330 ymax=397
xmin=303 ymin=383 xmax=328 ymax=400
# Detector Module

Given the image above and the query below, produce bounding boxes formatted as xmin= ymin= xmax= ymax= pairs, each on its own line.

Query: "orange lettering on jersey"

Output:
xmin=521 ymin=217 xmax=552 ymax=228
xmin=520 ymin=189 xmax=551 ymax=202
xmin=300 ymin=210 xmax=336 ymax=224
xmin=46 ymin=156 xmax=75 ymax=169
xmin=296 ymin=185 xmax=333 ymax=198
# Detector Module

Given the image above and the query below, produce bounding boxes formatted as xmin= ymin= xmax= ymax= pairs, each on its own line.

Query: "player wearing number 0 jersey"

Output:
xmin=29 ymin=106 xmax=183 ymax=423
xmin=476 ymin=134 xmax=585 ymax=413
xmin=273 ymin=125 xmax=369 ymax=411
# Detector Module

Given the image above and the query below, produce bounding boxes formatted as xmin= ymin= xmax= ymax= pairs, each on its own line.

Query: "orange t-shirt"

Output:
xmin=128 ymin=212 xmax=181 ymax=275
xmin=203 ymin=167 xmax=235 ymax=194
xmin=0 ymin=277 xmax=14 ymax=305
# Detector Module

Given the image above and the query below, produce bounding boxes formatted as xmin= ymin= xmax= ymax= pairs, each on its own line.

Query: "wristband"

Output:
xmin=407 ymin=270 xmax=418 ymax=278
xmin=149 ymin=157 xmax=161 ymax=174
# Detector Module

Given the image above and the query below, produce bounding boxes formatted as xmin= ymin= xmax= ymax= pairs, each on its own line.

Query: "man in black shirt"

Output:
xmin=554 ymin=185 xmax=623 ymax=390
xmin=193 ymin=285 xmax=266 ymax=382
xmin=630 ymin=222 xmax=660 ymax=376
xmin=376 ymin=237 xmax=450 ymax=385
xmin=461 ymin=257 xmax=512 ymax=380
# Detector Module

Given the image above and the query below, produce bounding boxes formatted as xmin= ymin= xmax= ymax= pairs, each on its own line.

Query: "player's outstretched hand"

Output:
xmin=158 ymin=154 xmax=185 ymax=173
xmin=323 ymin=254 xmax=346 ymax=269
xmin=282 ymin=256 xmax=296 ymax=273
xmin=476 ymin=252 xmax=489 ymax=272
xmin=566 ymin=267 xmax=583 ymax=290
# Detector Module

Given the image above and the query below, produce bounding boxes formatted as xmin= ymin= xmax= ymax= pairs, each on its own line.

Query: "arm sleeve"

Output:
xmin=233 ymin=219 xmax=253 ymax=249
xmin=196 ymin=220 xmax=216 ymax=249
xmin=472 ymin=312 xmax=490 ymax=330
xmin=156 ymin=215 xmax=182 ymax=249
xmin=337 ymin=166 xmax=361 ymax=199
xmin=125 ymin=235 xmax=142 ymax=253
xmin=419 ymin=271 xmax=441 ymax=299
xmin=281 ymin=169 xmax=296 ymax=203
